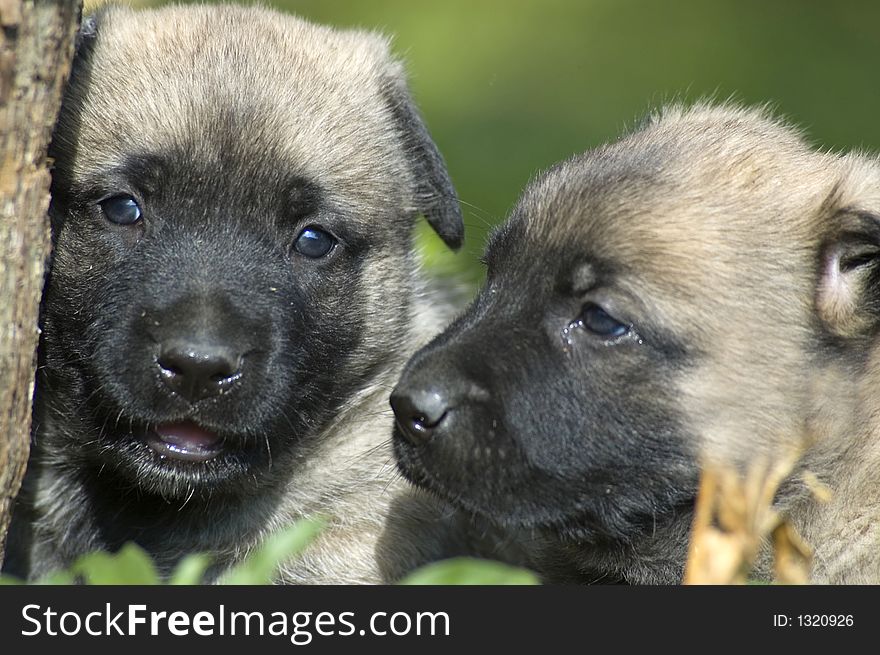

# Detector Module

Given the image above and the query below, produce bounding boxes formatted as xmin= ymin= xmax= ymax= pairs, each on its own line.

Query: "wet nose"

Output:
xmin=389 ymin=387 xmax=451 ymax=444
xmin=157 ymin=341 xmax=242 ymax=403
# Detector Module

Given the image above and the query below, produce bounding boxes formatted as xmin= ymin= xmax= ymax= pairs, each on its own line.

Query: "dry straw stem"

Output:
xmin=683 ymin=453 xmax=821 ymax=585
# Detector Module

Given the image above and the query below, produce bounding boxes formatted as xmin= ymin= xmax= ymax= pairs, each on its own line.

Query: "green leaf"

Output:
xmin=222 ymin=518 xmax=325 ymax=585
xmin=0 ymin=574 xmax=24 ymax=585
xmin=72 ymin=543 xmax=161 ymax=585
xmin=168 ymin=553 xmax=213 ymax=585
xmin=400 ymin=557 xmax=541 ymax=585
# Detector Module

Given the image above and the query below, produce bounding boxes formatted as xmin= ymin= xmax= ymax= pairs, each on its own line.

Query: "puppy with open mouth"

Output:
xmin=392 ymin=104 xmax=880 ymax=584
xmin=4 ymin=3 xmax=466 ymax=583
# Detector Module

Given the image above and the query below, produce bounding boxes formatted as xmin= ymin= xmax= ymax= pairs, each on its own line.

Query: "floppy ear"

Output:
xmin=48 ymin=11 xmax=103 ymax=234
xmin=382 ymin=71 xmax=464 ymax=250
xmin=73 ymin=7 xmax=111 ymax=57
xmin=76 ymin=13 xmax=99 ymax=50
xmin=816 ymin=209 xmax=880 ymax=337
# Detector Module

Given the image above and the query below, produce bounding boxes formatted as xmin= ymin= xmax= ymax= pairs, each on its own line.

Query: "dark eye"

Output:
xmin=99 ymin=195 xmax=142 ymax=225
xmin=293 ymin=226 xmax=337 ymax=258
xmin=579 ymin=303 xmax=630 ymax=339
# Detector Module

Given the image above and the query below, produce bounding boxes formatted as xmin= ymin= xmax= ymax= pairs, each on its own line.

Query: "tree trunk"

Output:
xmin=0 ymin=0 xmax=80 ymax=566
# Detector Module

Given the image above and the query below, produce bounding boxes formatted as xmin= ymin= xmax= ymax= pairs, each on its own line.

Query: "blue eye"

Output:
xmin=579 ymin=303 xmax=630 ymax=339
xmin=100 ymin=195 xmax=142 ymax=225
xmin=293 ymin=226 xmax=337 ymax=258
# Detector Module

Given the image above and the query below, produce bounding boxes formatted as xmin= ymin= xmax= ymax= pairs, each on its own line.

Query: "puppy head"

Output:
xmin=392 ymin=104 xmax=880 ymax=545
xmin=41 ymin=5 xmax=462 ymax=501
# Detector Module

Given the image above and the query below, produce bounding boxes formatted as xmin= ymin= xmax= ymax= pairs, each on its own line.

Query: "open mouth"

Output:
xmin=145 ymin=421 xmax=225 ymax=463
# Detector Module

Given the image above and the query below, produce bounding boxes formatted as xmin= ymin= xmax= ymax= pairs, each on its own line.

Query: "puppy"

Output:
xmin=392 ymin=104 xmax=880 ymax=584
xmin=4 ymin=3 xmax=466 ymax=583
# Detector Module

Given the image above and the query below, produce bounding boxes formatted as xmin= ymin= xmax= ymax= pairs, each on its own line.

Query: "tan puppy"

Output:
xmin=4 ymin=3 xmax=468 ymax=583
xmin=392 ymin=104 xmax=880 ymax=584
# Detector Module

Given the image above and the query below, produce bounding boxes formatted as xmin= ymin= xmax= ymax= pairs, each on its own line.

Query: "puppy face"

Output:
xmin=392 ymin=105 xmax=879 ymax=553
xmin=41 ymin=5 xmax=461 ymax=504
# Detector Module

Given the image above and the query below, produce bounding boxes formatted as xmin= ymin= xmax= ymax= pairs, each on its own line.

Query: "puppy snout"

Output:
xmin=390 ymin=387 xmax=451 ymax=443
xmin=157 ymin=340 xmax=242 ymax=403
xmin=390 ymin=363 xmax=490 ymax=445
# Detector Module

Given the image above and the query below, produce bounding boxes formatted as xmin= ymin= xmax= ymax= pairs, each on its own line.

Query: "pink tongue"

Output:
xmin=156 ymin=421 xmax=221 ymax=451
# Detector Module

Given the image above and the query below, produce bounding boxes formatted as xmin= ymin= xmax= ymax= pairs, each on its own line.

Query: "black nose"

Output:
xmin=157 ymin=341 xmax=242 ymax=403
xmin=390 ymin=387 xmax=450 ymax=444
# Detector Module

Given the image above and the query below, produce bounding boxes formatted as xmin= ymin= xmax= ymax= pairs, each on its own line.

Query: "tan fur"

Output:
xmin=520 ymin=103 xmax=880 ymax=582
xmin=60 ymin=4 xmax=423 ymax=235
xmin=9 ymin=3 xmax=468 ymax=583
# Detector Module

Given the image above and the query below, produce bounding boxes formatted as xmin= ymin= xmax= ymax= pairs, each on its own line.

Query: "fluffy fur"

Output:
xmin=4 ymin=3 xmax=470 ymax=583
xmin=392 ymin=103 xmax=880 ymax=584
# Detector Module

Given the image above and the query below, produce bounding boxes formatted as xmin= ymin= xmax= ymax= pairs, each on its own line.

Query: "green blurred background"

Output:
xmin=130 ymin=0 xmax=880 ymax=288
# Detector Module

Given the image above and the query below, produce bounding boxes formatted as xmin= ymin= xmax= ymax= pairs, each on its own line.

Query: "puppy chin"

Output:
xmin=393 ymin=424 xmax=571 ymax=528
xmin=393 ymin=424 xmax=666 ymax=545
xmin=91 ymin=417 xmax=267 ymax=500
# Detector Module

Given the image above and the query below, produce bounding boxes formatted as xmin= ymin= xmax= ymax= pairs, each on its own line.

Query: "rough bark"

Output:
xmin=0 ymin=0 xmax=80 ymax=565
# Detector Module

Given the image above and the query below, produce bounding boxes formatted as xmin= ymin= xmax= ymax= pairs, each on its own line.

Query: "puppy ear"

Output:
xmin=74 ymin=11 xmax=103 ymax=54
xmin=383 ymin=70 xmax=464 ymax=251
xmin=816 ymin=209 xmax=880 ymax=337
xmin=76 ymin=14 xmax=98 ymax=47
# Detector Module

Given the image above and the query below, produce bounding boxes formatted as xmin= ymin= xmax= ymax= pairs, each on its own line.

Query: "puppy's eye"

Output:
xmin=293 ymin=226 xmax=337 ymax=258
xmin=578 ymin=303 xmax=630 ymax=339
xmin=99 ymin=195 xmax=142 ymax=225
